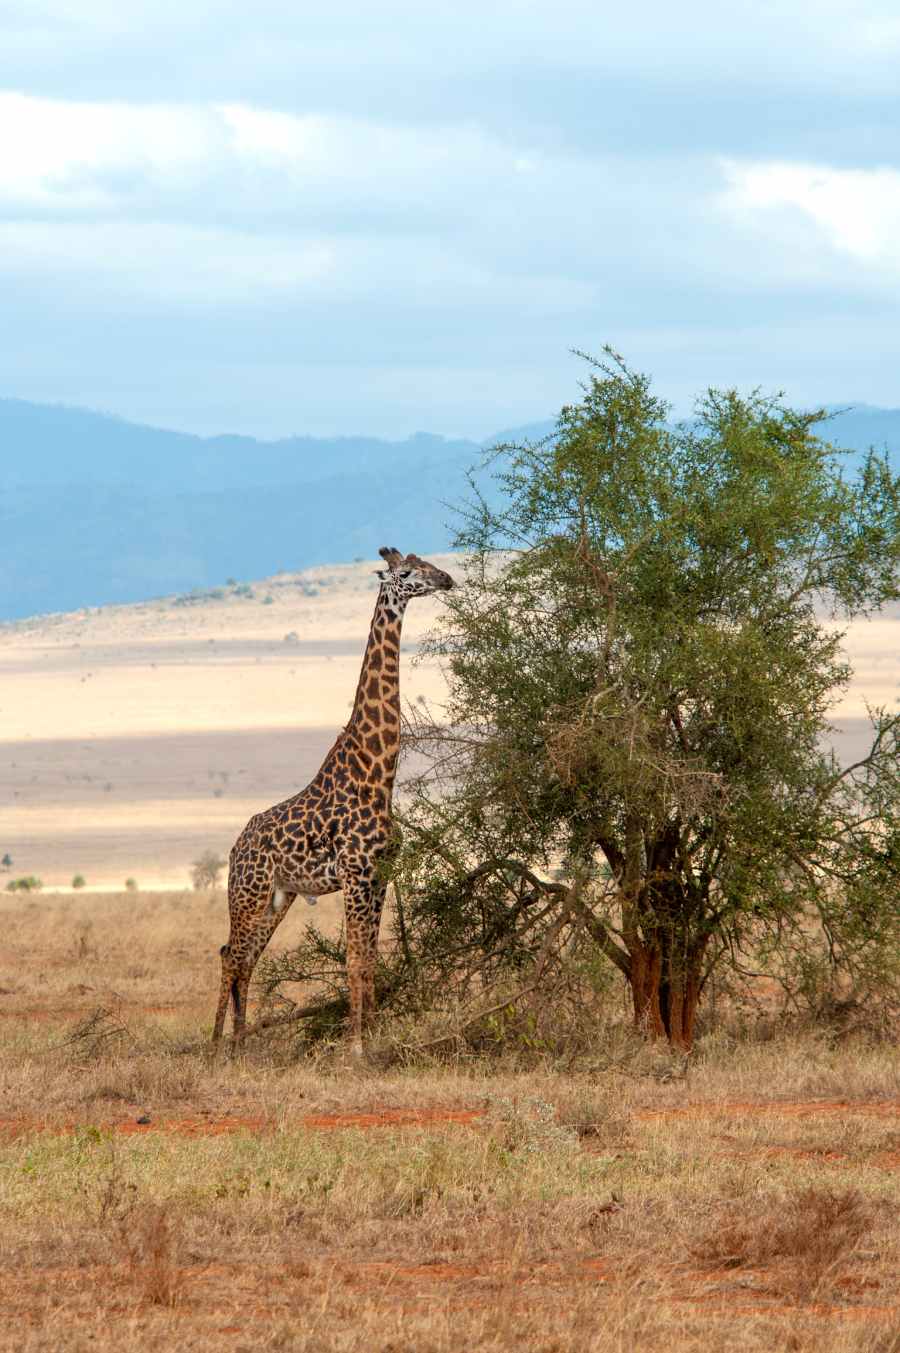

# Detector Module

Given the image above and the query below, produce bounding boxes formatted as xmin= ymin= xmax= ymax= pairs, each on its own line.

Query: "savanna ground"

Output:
xmin=1 ymin=888 xmax=898 ymax=1352
xmin=1 ymin=559 xmax=898 ymax=1347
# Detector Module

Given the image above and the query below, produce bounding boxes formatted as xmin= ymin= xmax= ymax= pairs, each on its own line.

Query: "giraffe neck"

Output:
xmin=345 ymin=584 xmax=408 ymax=788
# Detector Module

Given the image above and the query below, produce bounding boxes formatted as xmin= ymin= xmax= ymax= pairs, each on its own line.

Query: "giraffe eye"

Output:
xmin=397 ymin=570 xmax=411 ymax=579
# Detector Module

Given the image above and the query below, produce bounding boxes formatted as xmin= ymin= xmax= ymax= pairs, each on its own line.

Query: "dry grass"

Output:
xmin=689 ymin=1186 xmax=882 ymax=1297
xmin=0 ymin=890 xmax=898 ymax=1351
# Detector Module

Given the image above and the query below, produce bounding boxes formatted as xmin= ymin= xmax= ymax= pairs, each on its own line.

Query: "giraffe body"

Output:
xmin=212 ymin=548 xmax=454 ymax=1053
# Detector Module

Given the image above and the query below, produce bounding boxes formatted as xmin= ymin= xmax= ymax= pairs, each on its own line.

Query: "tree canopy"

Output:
xmin=394 ymin=352 xmax=900 ymax=1049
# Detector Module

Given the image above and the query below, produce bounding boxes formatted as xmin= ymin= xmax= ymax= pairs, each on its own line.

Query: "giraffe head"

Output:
xmin=376 ymin=546 xmax=455 ymax=599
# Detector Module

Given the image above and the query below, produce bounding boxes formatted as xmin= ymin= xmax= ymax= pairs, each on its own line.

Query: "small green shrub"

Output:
xmin=6 ymin=875 xmax=43 ymax=893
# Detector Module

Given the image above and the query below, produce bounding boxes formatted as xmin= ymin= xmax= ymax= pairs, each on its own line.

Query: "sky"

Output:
xmin=2 ymin=1 xmax=900 ymax=440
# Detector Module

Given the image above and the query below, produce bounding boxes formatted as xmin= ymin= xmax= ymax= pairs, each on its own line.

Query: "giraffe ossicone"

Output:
xmin=212 ymin=546 xmax=455 ymax=1054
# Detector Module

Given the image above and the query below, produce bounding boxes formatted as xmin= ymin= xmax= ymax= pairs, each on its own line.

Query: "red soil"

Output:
xmin=0 ymin=1107 xmax=481 ymax=1139
xmin=712 ymin=1143 xmax=900 ymax=1171
xmin=1 ymin=1099 xmax=897 ymax=1140
xmin=297 ymin=1108 xmax=480 ymax=1129
xmin=637 ymin=1099 xmax=900 ymax=1121
xmin=1 ymin=1256 xmax=895 ymax=1329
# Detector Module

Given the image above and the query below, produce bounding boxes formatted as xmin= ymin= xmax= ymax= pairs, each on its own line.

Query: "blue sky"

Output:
xmin=2 ymin=1 xmax=899 ymax=438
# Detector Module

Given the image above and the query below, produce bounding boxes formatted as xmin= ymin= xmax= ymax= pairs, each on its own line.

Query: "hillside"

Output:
xmin=0 ymin=398 xmax=484 ymax=618
xmin=2 ymin=399 xmax=898 ymax=620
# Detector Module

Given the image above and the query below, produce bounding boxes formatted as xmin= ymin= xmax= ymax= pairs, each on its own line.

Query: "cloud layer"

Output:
xmin=1 ymin=3 xmax=899 ymax=437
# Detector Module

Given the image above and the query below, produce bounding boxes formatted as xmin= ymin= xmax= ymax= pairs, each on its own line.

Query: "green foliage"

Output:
xmin=173 ymin=585 xmax=227 ymax=607
xmin=124 ymin=878 xmax=138 ymax=892
xmin=395 ymin=351 xmax=900 ymax=1047
xmin=6 ymin=876 xmax=43 ymax=893
xmin=72 ymin=874 xmax=86 ymax=889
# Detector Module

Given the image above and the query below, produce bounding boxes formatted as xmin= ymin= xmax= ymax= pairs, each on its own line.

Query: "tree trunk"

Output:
xmin=627 ymin=940 xmax=703 ymax=1050
xmin=628 ymin=943 xmax=666 ymax=1039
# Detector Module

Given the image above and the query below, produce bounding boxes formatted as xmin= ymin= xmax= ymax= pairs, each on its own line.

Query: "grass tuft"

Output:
xmin=689 ymin=1186 xmax=879 ymax=1297
xmin=119 ymin=1203 xmax=185 ymax=1309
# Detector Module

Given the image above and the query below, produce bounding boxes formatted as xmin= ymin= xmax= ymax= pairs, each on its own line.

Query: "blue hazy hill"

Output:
xmin=1 ymin=399 xmax=897 ymax=620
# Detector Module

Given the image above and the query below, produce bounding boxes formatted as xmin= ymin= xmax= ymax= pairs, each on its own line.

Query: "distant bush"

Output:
xmin=173 ymin=585 xmax=228 ymax=607
xmin=72 ymin=874 xmax=86 ymax=889
xmin=124 ymin=878 xmax=138 ymax=892
xmin=173 ymin=588 xmax=204 ymax=607
xmin=1 ymin=853 xmax=12 ymax=871
xmin=6 ymin=876 xmax=43 ymax=893
xmin=263 ymin=594 xmax=274 ymax=605
xmin=191 ymin=851 xmax=226 ymax=891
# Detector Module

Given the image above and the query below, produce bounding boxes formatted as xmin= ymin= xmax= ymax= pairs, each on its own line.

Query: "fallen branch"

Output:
xmin=402 ymin=981 xmax=543 ymax=1053
xmin=241 ymin=997 xmax=340 ymax=1040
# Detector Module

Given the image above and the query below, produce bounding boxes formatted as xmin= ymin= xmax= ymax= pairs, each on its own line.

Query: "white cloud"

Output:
xmin=0 ymin=94 xmax=228 ymax=212
xmin=0 ymin=92 xmax=535 ymax=223
xmin=720 ymin=159 xmax=900 ymax=274
xmin=7 ymin=0 xmax=900 ymax=92
xmin=859 ymin=14 xmax=900 ymax=49
xmin=2 ymin=4 xmax=900 ymax=440
xmin=0 ymin=220 xmax=336 ymax=304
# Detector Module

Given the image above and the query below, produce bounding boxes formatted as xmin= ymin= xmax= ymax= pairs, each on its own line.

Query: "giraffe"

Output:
xmin=212 ymin=547 xmax=455 ymax=1054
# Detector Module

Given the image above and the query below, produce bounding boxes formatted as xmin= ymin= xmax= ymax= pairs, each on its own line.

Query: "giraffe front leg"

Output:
xmin=344 ymin=913 xmax=368 ymax=1058
xmin=362 ymin=880 xmax=387 ymax=1027
xmin=341 ymin=865 xmax=383 ymax=1057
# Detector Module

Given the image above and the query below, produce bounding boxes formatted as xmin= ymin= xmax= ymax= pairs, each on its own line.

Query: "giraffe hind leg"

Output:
xmin=212 ymin=943 xmax=236 ymax=1050
xmin=227 ymin=890 xmax=298 ymax=1052
xmin=231 ymin=963 xmax=252 ymax=1049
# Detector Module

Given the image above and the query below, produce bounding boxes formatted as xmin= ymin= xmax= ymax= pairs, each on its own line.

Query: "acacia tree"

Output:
xmin=396 ymin=352 xmax=899 ymax=1050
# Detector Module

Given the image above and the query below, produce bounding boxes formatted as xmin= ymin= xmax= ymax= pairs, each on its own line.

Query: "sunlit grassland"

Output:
xmin=0 ymin=890 xmax=897 ymax=1351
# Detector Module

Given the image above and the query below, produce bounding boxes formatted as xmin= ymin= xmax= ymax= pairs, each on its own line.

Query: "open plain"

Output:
xmin=0 ymin=888 xmax=898 ymax=1351
xmin=0 ymin=559 xmax=898 ymax=1350
xmin=0 ymin=555 xmax=896 ymax=892
xmin=0 ymin=559 xmax=457 ymax=891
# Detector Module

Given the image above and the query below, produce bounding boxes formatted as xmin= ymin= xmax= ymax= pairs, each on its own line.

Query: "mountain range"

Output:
xmin=1 ymin=399 xmax=897 ymax=621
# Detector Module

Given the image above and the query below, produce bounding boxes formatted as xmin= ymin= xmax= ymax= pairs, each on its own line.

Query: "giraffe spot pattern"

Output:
xmin=213 ymin=550 xmax=455 ymax=1049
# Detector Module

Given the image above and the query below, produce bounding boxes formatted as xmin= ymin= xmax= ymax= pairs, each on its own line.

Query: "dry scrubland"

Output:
xmin=0 ymin=889 xmax=898 ymax=1352
xmin=0 ymin=561 xmax=898 ymax=1349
